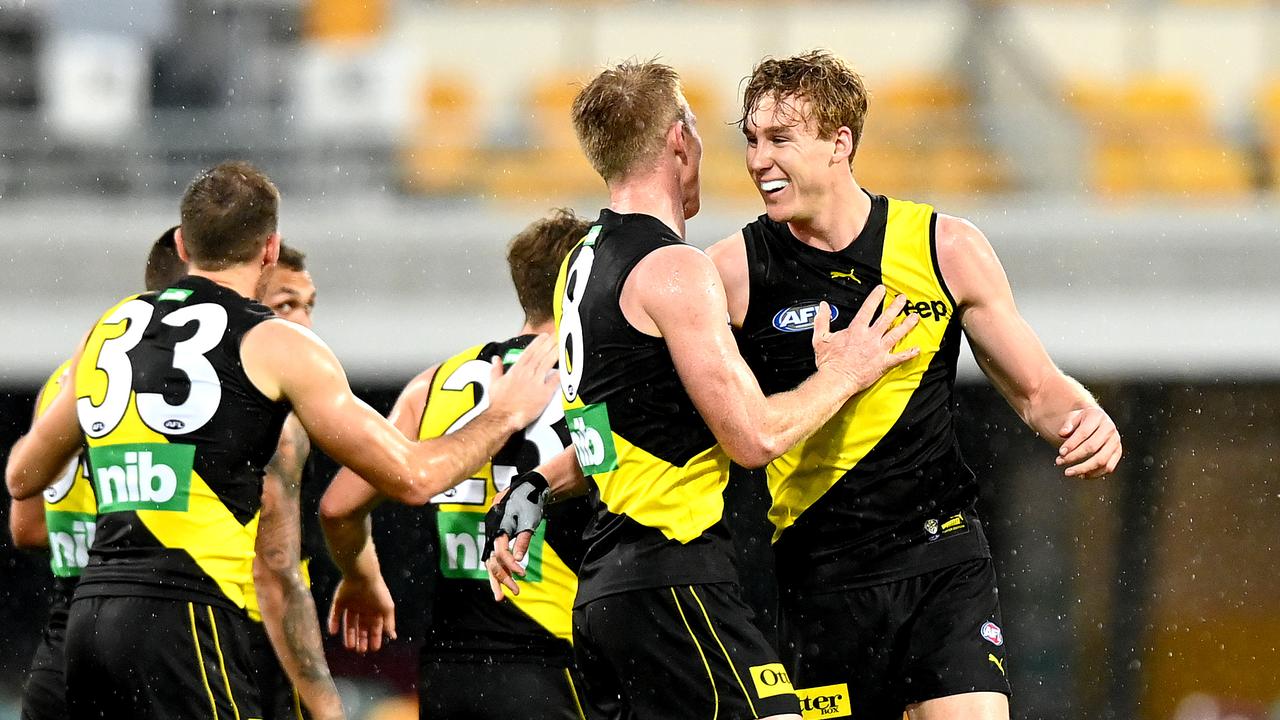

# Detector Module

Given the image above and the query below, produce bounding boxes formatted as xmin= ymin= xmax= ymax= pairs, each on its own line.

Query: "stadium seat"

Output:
xmin=305 ymin=0 xmax=387 ymax=41
xmin=1069 ymin=75 xmax=1254 ymax=197
xmin=400 ymin=74 xmax=486 ymax=195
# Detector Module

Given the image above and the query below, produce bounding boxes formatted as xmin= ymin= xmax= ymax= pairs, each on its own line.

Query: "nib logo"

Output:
xmin=88 ymin=444 xmax=194 ymax=513
xmin=565 ymin=403 xmax=618 ymax=476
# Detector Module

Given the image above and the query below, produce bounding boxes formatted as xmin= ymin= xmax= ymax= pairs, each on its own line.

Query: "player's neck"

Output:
xmin=787 ymin=178 xmax=870 ymax=253
xmin=607 ymin=170 xmax=687 ymax=239
xmin=187 ymin=264 xmax=265 ymax=300
xmin=520 ymin=318 xmax=553 ymax=336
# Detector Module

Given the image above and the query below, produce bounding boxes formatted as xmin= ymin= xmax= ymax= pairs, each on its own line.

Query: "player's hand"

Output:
xmin=812 ymin=286 xmax=920 ymax=395
xmin=1056 ymin=406 xmax=1121 ymax=478
xmin=487 ymin=333 xmax=560 ymax=429
xmin=482 ymin=473 xmax=549 ymax=601
xmin=327 ymin=571 xmax=397 ymax=654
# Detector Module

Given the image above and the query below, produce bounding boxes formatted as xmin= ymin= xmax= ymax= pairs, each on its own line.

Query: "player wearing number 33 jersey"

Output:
xmin=65 ymin=274 xmax=288 ymax=719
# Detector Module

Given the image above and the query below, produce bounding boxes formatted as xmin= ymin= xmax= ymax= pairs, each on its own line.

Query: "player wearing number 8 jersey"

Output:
xmin=485 ymin=61 xmax=920 ymax=719
xmin=320 ymin=209 xmax=598 ymax=719
xmin=5 ymin=161 xmax=560 ymax=720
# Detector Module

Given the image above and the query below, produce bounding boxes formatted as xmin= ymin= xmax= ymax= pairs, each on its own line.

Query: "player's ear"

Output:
xmin=832 ymin=125 xmax=855 ymax=165
xmin=263 ymin=232 xmax=282 ymax=267
xmin=670 ymin=119 xmax=689 ymax=162
xmin=174 ymin=227 xmax=191 ymax=263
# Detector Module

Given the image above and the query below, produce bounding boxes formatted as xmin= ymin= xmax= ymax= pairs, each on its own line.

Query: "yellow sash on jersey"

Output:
xmin=767 ymin=198 xmax=954 ymax=541
xmin=421 ymin=344 xmax=579 ymax=643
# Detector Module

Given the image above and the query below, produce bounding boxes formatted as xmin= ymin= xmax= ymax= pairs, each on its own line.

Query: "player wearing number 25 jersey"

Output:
xmin=321 ymin=209 xmax=596 ymax=719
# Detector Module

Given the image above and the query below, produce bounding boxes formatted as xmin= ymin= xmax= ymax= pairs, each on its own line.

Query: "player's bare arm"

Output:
xmin=5 ymin=348 xmax=86 ymax=500
xmin=318 ymin=367 xmax=438 ymax=653
xmin=936 ymin=214 xmax=1121 ymax=478
xmin=626 ymin=243 xmax=919 ymax=468
xmin=705 ymin=231 xmax=752 ymax=327
xmin=9 ymin=382 xmax=53 ymax=547
xmin=254 ymin=414 xmax=345 ymax=720
xmin=241 ymin=319 xmax=559 ymax=504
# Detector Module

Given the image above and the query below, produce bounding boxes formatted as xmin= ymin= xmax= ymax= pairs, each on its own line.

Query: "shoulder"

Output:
xmin=706 ymin=231 xmax=747 ymax=279
xmin=934 ymin=214 xmax=1003 ymax=306
xmin=398 ymin=366 xmax=439 ymax=411
xmin=630 ymin=243 xmax=720 ymax=296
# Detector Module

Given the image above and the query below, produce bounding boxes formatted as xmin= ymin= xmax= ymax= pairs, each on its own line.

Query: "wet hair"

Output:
xmin=572 ymin=60 xmax=689 ymax=182
xmin=740 ymin=50 xmax=869 ymax=155
xmin=144 ymin=225 xmax=186 ymax=291
xmin=507 ymin=208 xmax=592 ymax=325
xmin=276 ymin=243 xmax=307 ymax=272
xmin=179 ymin=160 xmax=280 ymax=270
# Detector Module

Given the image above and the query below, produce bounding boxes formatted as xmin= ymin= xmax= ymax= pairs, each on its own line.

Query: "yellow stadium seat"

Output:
xmin=305 ymin=0 xmax=386 ymax=41
xmin=400 ymin=74 xmax=485 ymax=195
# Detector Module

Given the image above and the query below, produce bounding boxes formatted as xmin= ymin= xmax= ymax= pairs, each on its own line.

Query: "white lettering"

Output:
xmin=138 ymin=452 xmax=177 ymax=502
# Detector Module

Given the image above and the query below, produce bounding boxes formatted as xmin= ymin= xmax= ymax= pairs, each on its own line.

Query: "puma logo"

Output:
xmin=829 ymin=269 xmax=861 ymax=284
xmin=988 ymin=653 xmax=1006 ymax=676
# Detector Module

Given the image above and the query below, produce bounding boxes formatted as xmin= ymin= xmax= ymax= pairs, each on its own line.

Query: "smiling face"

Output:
xmin=744 ymin=93 xmax=853 ymax=224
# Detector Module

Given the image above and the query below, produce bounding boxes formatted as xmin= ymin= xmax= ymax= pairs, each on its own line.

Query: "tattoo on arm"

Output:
xmin=257 ymin=418 xmax=339 ymax=695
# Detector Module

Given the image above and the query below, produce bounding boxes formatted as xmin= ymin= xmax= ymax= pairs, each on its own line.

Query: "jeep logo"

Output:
xmin=772 ymin=303 xmax=838 ymax=333
xmin=899 ymin=299 xmax=950 ymax=320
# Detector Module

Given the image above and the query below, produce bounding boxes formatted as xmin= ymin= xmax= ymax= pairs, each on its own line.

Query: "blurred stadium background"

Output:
xmin=0 ymin=0 xmax=1277 ymax=718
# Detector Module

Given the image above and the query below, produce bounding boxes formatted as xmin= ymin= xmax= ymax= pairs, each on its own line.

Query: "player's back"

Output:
xmin=74 ymin=275 xmax=289 ymax=610
xmin=737 ymin=192 xmax=985 ymax=591
xmin=421 ymin=334 xmax=589 ymax=659
xmin=555 ymin=210 xmax=737 ymax=606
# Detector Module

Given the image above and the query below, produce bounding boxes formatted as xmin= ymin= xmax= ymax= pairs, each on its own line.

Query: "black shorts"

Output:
xmin=22 ymin=582 xmax=75 ymax=720
xmin=22 ymin=627 xmax=67 ymax=720
xmin=419 ymin=656 xmax=595 ymax=720
xmin=65 ymin=596 xmax=262 ymax=720
xmin=778 ymin=557 xmax=1011 ymax=720
xmin=246 ymin=618 xmax=308 ymax=720
xmin=574 ymin=583 xmax=800 ymax=719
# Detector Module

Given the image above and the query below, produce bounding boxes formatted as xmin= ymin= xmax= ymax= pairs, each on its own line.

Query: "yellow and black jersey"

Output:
xmin=33 ymin=359 xmax=98 ymax=627
xmin=74 ymin=275 xmax=288 ymax=610
xmin=420 ymin=335 xmax=591 ymax=661
xmin=554 ymin=209 xmax=737 ymax=606
xmin=737 ymin=192 xmax=988 ymax=592
xmin=38 ymin=360 xmax=98 ymax=581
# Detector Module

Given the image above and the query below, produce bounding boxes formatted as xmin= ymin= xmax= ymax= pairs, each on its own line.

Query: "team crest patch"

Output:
xmin=980 ymin=621 xmax=1004 ymax=647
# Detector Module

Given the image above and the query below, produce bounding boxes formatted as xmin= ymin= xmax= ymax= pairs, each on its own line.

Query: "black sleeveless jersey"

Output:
xmin=74 ymin=275 xmax=289 ymax=610
xmin=419 ymin=335 xmax=591 ymax=661
xmin=554 ymin=209 xmax=737 ymax=606
xmin=737 ymin=193 xmax=988 ymax=592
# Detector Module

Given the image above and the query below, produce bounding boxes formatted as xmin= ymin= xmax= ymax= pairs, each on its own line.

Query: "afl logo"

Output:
xmin=771 ymin=303 xmax=838 ymax=333
xmin=91 ymin=421 xmax=105 ymax=433
xmin=980 ymin=621 xmax=1004 ymax=647
xmin=164 ymin=419 xmax=185 ymax=431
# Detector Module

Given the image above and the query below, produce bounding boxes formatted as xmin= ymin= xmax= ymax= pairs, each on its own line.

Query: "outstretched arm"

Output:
xmin=318 ymin=368 xmax=439 ymax=653
xmin=241 ymin=320 xmax=559 ymax=505
xmin=627 ymin=244 xmax=918 ymax=468
xmin=937 ymin=214 xmax=1121 ymax=478
xmin=254 ymin=414 xmax=345 ymax=720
